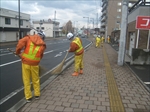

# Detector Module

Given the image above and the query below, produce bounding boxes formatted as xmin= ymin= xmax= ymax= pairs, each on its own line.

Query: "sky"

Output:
xmin=1 ymin=0 xmax=102 ymax=28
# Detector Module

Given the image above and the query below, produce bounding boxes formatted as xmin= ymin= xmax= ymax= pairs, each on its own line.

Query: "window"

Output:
xmin=20 ymin=20 xmax=23 ymax=26
xmin=41 ymin=27 xmax=44 ymax=30
xmin=117 ymin=9 xmax=121 ymax=12
xmin=116 ymin=15 xmax=121 ymax=18
xmin=5 ymin=18 xmax=11 ymax=25
xmin=116 ymin=21 xmax=120 ymax=24
xmin=118 ymin=2 xmax=121 ymax=6
xmin=37 ymin=27 xmax=39 ymax=30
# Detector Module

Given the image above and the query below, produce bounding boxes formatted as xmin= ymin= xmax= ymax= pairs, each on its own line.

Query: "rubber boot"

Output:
xmin=72 ymin=72 xmax=79 ymax=76
xmin=79 ymin=70 xmax=83 ymax=74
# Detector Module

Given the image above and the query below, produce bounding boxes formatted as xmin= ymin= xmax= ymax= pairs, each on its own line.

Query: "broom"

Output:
xmin=51 ymin=51 xmax=69 ymax=75
xmin=7 ymin=48 xmax=47 ymax=76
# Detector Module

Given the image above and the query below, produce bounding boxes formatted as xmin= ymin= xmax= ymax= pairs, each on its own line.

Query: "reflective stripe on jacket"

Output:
xmin=22 ymin=40 xmax=42 ymax=63
xmin=72 ymin=37 xmax=83 ymax=54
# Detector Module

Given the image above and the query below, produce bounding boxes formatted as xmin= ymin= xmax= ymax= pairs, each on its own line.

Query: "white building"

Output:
xmin=0 ymin=8 xmax=30 ymax=42
xmin=30 ymin=20 xmax=53 ymax=38
xmin=30 ymin=19 xmax=60 ymax=38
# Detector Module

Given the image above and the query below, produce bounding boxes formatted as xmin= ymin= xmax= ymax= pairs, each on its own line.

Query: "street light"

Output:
xmin=90 ymin=18 xmax=94 ymax=29
xmin=83 ymin=17 xmax=89 ymax=37
xmin=39 ymin=20 xmax=43 ymax=31
xmin=74 ymin=21 xmax=78 ymax=34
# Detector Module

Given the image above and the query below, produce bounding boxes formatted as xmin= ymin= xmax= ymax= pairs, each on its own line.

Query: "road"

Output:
xmin=0 ymin=37 xmax=91 ymax=111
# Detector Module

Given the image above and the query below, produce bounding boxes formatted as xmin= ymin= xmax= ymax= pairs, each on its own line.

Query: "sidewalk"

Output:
xmin=17 ymin=38 xmax=150 ymax=112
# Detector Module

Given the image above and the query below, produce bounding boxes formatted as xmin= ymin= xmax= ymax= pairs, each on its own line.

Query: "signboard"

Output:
xmin=136 ymin=16 xmax=150 ymax=30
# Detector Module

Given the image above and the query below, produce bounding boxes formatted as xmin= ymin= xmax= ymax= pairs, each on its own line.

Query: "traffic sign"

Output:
xmin=136 ymin=16 xmax=150 ymax=30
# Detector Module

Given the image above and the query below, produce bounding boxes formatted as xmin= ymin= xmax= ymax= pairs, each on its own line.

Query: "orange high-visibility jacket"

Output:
xmin=16 ymin=34 xmax=46 ymax=66
xmin=69 ymin=37 xmax=84 ymax=55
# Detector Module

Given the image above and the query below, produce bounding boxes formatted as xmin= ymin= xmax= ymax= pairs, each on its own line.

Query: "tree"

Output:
xmin=62 ymin=20 xmax=73 ymax=34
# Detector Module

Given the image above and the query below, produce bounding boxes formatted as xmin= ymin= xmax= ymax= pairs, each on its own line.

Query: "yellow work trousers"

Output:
xmin=22 ymin=63 xmax=40 ymax=100
xmin=74 ymin=54 xmax=84 ymax=72
xmin=96 ymin=41 xmax=100 ymax=47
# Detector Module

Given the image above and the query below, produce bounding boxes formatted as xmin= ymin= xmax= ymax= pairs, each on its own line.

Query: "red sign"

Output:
xmin=136 ymin=16 xmax=150 ymax=30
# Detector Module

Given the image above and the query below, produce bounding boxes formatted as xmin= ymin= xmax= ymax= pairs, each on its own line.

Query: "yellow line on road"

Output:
xmin=102 ymin=45 xmax=125 ymax=112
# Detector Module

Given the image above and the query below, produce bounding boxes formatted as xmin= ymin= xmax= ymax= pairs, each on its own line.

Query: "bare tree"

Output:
xmin=62 ymin=20 xmax=73 ymax=34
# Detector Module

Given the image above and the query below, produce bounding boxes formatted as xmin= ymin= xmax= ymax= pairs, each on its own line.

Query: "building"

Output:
xmin=30 ymin=19 xmax=60 ymax=38
xmin=100 ymin=0 xmax=138 ymax=39
xmin=0 ymin=8 xmax=30 ymax=42
xmin=126 ymin=0 xmax=150 ymax=60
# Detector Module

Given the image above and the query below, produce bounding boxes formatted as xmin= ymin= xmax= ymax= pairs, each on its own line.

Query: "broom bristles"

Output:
xmin=50 ymin=60 xmax=65 ymax=75
xmin=51 ymin=51 xmax=69 ymax=75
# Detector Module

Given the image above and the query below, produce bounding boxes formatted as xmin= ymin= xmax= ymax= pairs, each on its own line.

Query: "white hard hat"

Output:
xmin=67 ymin=33 xmax=74 ymax=40
xmin=38 ymin=31 xmax=46 ymax=40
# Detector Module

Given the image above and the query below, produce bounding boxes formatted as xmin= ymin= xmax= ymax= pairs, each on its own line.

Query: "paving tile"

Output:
xmin=88 ymin=104 xmax=97 ymax=110
xmin=70 ymin=103 xmax=79 ymax=108
xmin=54 ymin=106 xmax=64 ymax=111
xmin=46 ymin=105 xmax=56 ymax=110
xmin=76 ymin=99 xmax=85 ymax=104
xmin=84 ymin=100 xmax=93 ymax=105
xmin=73 ymin=108 xmax=82 ymax=112
xmin=62 ymin=102 xmax=71 ymax=107
xmin=83 ymin=109 xmax=92 ymax=112
xmin=37 ymin=104 xmax=47 ymax=109
xmin=63 ymin=107 xmax=73 ymax=112
xmin=17 ymin=40 xmax=150 ymax=112
xmin=45 ymin=100 xmax=55 ymax=105
xmin=29 ymin=103 xmax=39 ymax=108
xmin=79 ymin=104 xmax=88 ymax=109
xmin=54 ymin=101 xmax=63 ymax=106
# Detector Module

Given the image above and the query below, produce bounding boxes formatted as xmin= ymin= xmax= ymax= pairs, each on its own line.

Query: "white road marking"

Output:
xmin=0 ymin=53 xmax=13 ymax=56
xmin=44 ymin=50 xmax=53 ymax=54
xmin=144 ymin=82 xmax=150 ymax=84
xmin=0 ymin=60 xmax=21 ymax=67
xmin=0 ymin=50 xmax=54 ymax=67
xmin=55 ymin=52 xmax=62 ymax=57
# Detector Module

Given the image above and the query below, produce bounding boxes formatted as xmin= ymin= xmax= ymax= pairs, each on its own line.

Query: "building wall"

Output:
xmin=30 ymin=23 xmax=53 ymax=38
xmin=0 ymin=8 xmax=30 ymax=42
xmin=0 ymin=8 xmax=30 ymax=28
xmin=101 ymin=0 xmax=138 ymax=38
xmin=128 ymin=6 xmax=150 ymax=23
xmin=107 ymin=0 xmax=122 ymax=36
xmin=0 ymin=32 xmax=18 ymax=42
xmin=126 ymin=6 xmax=150 ymax=55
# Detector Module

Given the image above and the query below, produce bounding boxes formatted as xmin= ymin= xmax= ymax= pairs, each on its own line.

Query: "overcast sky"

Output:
xmin=1 ymin=0 xmax=102 ymax=28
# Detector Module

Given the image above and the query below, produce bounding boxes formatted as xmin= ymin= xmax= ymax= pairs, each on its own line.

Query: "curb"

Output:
xmin=110 ymin=44 xmax=150 ymax=93
xmin=6 ymin=41 xmax=92 ymax=112
xmin=125 ymin=62 xmax=150 ymax=93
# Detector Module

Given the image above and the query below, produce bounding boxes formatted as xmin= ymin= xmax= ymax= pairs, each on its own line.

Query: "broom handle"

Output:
xmin=7 ymin=48 xmax=21 ymax=58
xmin=64 ymin=51 xmax=69 ymax=60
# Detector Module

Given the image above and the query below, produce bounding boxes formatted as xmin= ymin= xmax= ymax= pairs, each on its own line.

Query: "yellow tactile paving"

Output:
xmin=103 ymin=45 xmax=125 ymax=112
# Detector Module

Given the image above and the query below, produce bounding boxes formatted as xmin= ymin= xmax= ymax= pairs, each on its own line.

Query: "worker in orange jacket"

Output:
xmin=15 ymin=31 xmax=46 ymax=103
xmin=67 ymin=33 xmax=84 ymax=76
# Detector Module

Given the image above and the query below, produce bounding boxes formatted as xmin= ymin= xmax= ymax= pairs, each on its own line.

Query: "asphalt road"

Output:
xmin=0 ymin=37 xmax=91 ymax=111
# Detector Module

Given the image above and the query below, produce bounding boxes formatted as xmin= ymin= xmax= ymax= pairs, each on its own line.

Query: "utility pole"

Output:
xmin=90 ymin=18 xmax=94 ymax=29
xmin=117 ymin=0 xmax=128 ymax=66
xmin=83 ymin=17 xmax=89 ymax=38
xmin=54 ymin=11 xmax=56 ymax=38
xmin=39 ymin=20 xmax=43 ymax=31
